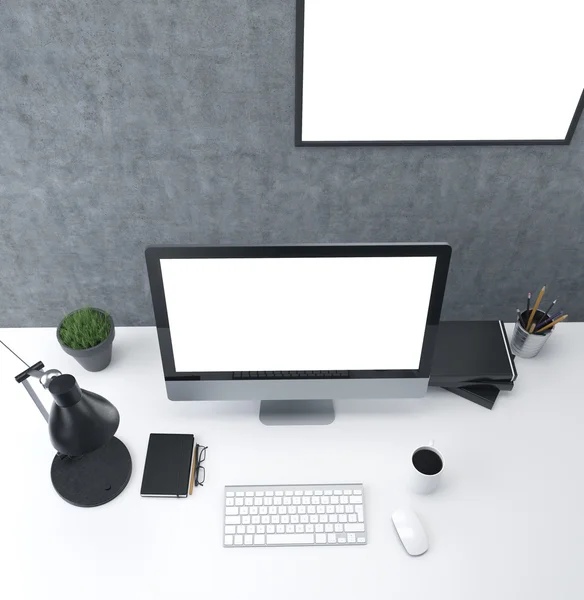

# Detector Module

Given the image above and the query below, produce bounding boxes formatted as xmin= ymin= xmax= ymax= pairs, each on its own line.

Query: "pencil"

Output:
xmin=189 ymin=445 xmax=197 ymax=495
xmin=526 ymin=292 xmax=531 ymax=313
xmin=536 ymin=299 xmax=557 ymax=327
xmin=534 ymin=310 xmax=562 ymax=332
xmin=525 ymin=285 xmax=546 ymax=332
xmin=537 ymin=313 xmax=568 ymax=333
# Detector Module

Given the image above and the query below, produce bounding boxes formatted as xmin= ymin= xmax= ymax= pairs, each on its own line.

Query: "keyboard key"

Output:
xmin=325 ymin=524 xmax=333 ymax=533
xmin=328 ymin=533 xmax=337 ymax=543
xmin=334 ymin=490 xmax=343 ymax=495
xmin=275 ymin=491 xmax=284 ymax=496
xmin=235 ymin=498 xmax=244 ymax=506
xmin=326 ymin=506 xmax=335 ymax=514
xmin=329 ymin=515 xmax=338 ymax=523
xmin=340 ymin=496 xmax=349 ymax=505
xmin=306 ymin=524 xmax=314 ymax=533
xmin=257 ymin=525 xmax=265 ymax=534
xmin=298 ymin=506 xmax=306 ymax=514
xmin=291 ymin=515 xmax=300 ymax=524
xmin=254 ymin=534 xmax=265 ymax=545
xmin=285 ymin=491 xmax=294 ymax=496
xmin=245 ymin=535 xmax=253 ymax=545
xmin=335 ymin=506 xmax=344 ymax=514
xmin=267 ymin=525 xmax=275 ymax=534
xmin=252 ymin=516 xmax=260 ymax=524
xmin=256 ymin=491 xmax=264 ymax=497
xmin=225 ymin=507 xmax=238 ymax=516
xmin=354 ymin=489 xmax=362 ymax=495
xmin=250 ymin=507 xmax=259 ymax=515
xmin=293 ymin=498 xmax=301 ymax=505
xmin=289 ymin=506 xmax=297 ymax=515
xmin=267 ymin=534 xmax=315 ymax=545
xmin=236 ymin=491 xmax=244 ymax=497
xmin=224 ymin=535 xmax=233 ymax=545
xmin=240 ymin=507 xmax=249 ymax=515
xmin=339 ymin=515 xmax=348 ymax=523
xmin=242 ymin=516 xmax=251 ymax=525
xmin=225 ymin=525 xmax=236 ymax=534
xmin=301 ymin=515 xmax=309 ymax=524
xmin=277 ymin=525 xmax=285 ymax=533
xmin=324 ymin=490 xmax=333 ymax=496
xmin=259 ymin=507 xmax=268 ymax=515
xmin=264 ymin=498 xmax=272 ymax=506
xmin=237 ymin=525 xmax=245 ymax=534
xmin=302 ymin=497 xmax=311 ymax=505
xmin=348 ymin=514 xmax=357 ymax=523
xmin=246 ymin=492 xmax=254 ymax=497
xmin=261 ymin=516 xmax=270 ymax=524
xmin=254 ymin=498 xmax=263 ymax=506
xmin=316 ymin=524 xmax=324 ymax=533
xmin=310 ymin=515 xmax=319 ymax=524
xmin=317 ymin=506 xmax=325 ymax=514
xmin=271 ymin=516 xmax=280 ymax=524
xmin=295 ymin=524 xmax=305 ymax=533
xmin=344 ymin=523 xmax=365 ymax=532
xmin=343 ymin=490 xmax=352 ymax=495
xmin=246 ymin=525 xmax=255 ymax=534
xmin=311 ymin=497 xmax=320 ymax=505
xmin=266 ymin=491 xmax=274 ymax=497
xmin=305 ymin=490 xmax=313 ymax=496
xmin=316 ymin=533 xmax=327 ymax=544
xmin=315 ymin=490 xmax=323 ymax=496
xmin=331 ymin=496 xmax=339 ymax=505
xmin=234 ymin=535 xmax=243 ymax=545
xmin=347 ymin=533 xmax=356 ymax=543
xmin=281 ymin=515 xmax=290 ymax=524
xmin=308 ymin=506 xmax=316 ymax=514
xmin=286 ymin=525 xmax=295 ymax=534
xmin=294 ymin=491 xmax=303 ymax=496
xmin=274 ymin=497 xmax=282 ymax=506
xmin=269 ymin=507 xmax=277 ymax=515
xmin=357 ymin=537 xmax=366 ymax=543
xmin=226 ymin=492 xmax=235 ymax=497
xmin=226 ymin=498 xmax=235 ymax=506
xmin=350 ymin=496 xmax=363 ymax=504
xmin=225 ymin=516 xmax=241 ymax=525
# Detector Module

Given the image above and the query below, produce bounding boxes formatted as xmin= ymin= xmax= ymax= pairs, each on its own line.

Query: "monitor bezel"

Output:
xmin=145 ymin=243 xmax=451 ymax=382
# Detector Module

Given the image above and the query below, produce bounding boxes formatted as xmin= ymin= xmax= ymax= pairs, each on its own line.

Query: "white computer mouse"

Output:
xmin=392 ymin=508 xmax=429 ymax=556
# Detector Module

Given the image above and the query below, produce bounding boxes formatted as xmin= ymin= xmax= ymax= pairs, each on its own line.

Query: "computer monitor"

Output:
xmin=145 ymin=243 xmax=451 ymax=425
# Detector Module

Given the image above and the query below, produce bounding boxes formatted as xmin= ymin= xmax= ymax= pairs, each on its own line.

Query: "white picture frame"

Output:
xmin=295 ymin=0 xmax=584 ymax=146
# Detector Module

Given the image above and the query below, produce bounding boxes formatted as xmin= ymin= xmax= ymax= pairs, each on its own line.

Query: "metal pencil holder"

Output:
xmin=510 ymin=309 xmax=553 ymax=358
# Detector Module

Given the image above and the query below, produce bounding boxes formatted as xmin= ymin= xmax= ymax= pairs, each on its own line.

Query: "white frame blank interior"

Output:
xmin=296 ymin=0 xmax=584 ymax=146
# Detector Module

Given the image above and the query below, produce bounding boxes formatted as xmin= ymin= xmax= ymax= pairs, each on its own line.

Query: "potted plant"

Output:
xmin=57 ymin=307 xmax=115 ymax=372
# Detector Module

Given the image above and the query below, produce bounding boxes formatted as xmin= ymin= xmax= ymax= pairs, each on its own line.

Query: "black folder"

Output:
xmin=429 ymin=321 xmax=518 ymax=409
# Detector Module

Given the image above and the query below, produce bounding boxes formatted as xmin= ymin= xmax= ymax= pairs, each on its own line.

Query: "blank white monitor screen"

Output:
xmin=299 ymin=0 xmax=583 ymax=143
xmin=160 ymin=256 xmax=437 ymax=373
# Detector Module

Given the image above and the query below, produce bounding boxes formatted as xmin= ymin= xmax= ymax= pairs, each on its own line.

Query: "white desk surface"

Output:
xmin=1 ymin=325 xmax=583 ymax=600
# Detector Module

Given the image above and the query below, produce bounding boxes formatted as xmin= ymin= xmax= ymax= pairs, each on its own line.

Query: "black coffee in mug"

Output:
xmin=412 ymin=448 xmax=443 ymax=476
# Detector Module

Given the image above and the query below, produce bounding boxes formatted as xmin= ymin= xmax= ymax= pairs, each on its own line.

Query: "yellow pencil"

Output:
xmin=536 ymin=313 xmax=568 ymax=333
xmin=525 ymin=285 xmax=546 ymax=332
xmin=189 ymin=446 xmax=197 ymax=495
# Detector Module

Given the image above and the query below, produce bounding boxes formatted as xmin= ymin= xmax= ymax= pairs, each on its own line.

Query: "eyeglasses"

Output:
xmin=195 ymin=444 xmax=208 ymax=487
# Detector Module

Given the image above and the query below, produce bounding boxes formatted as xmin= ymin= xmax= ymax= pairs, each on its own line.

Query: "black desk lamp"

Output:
xmin=15 ymin=361 xmax=132 ymax=507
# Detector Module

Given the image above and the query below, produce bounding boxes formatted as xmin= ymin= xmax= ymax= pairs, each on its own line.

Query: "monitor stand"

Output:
xmin=259 ymin=400 xmax=335 ymax=426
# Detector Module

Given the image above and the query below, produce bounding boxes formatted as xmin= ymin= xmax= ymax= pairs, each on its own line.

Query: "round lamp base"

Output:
xmin=51 ymin=437 xmax=132 ymax=507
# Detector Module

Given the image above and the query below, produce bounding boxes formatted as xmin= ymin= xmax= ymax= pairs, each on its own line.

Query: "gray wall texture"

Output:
xmin=1 ymin=0 xmax=583 ymax=327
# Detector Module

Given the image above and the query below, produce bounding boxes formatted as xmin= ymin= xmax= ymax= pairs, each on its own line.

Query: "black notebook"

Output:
xmin=140 ymin=433 xmax=195 ymax=498
xmin=429 ymin=320 xmax=517 ymax=386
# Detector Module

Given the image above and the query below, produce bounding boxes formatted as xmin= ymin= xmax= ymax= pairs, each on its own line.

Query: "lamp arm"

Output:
xmin=15 ymin=362 xmax=62 ymax=424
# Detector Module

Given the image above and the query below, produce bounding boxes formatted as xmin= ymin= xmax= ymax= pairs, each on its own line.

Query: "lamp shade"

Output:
xmin=48 ymin=374 xmax=119 ymax=456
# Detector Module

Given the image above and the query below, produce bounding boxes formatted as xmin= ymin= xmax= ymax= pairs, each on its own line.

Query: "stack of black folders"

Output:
xmin=141 ymin=433 xmax=206 ymax=498
xmin=429 ymin=321 xmax=518 ymax=410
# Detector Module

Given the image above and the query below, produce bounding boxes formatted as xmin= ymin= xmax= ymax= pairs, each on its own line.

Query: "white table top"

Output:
xmin=1 ymin=324 xmax=582 ymax=600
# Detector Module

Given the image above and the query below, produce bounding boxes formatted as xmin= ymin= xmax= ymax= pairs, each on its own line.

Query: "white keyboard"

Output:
xmin=223 ymin=484 xmax=367 ymax=547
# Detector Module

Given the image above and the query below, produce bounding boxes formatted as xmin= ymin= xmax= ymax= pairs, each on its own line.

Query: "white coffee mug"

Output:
xmin=410 ymin=440 xmax=444 ymax=494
